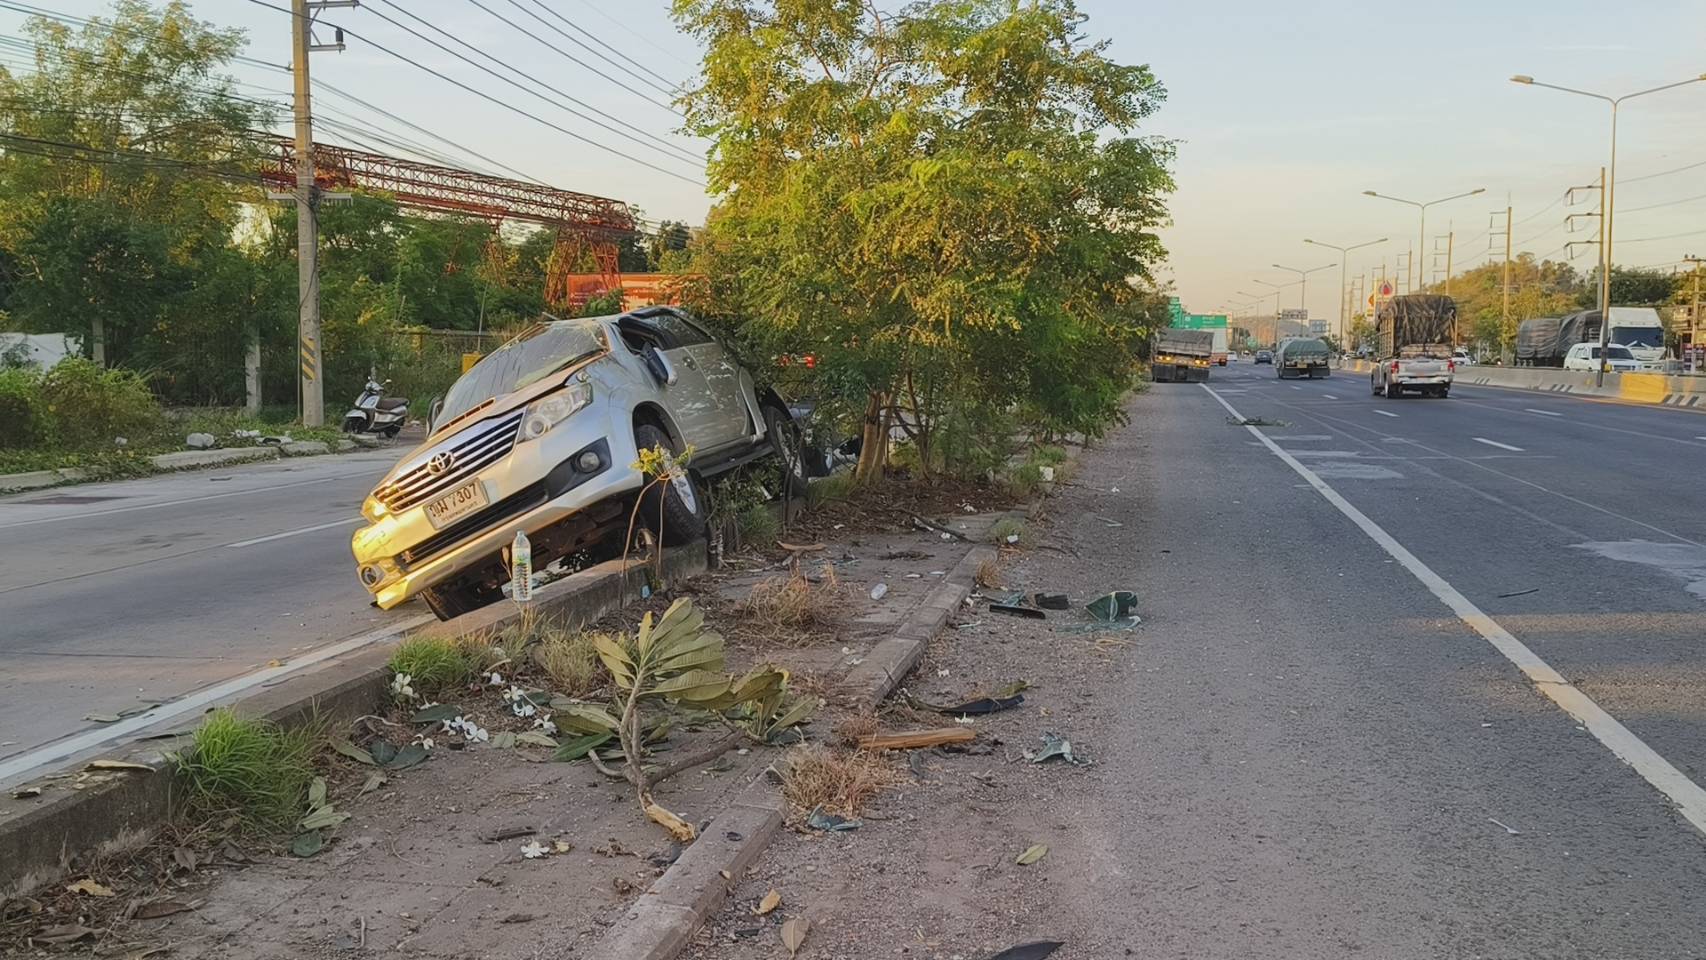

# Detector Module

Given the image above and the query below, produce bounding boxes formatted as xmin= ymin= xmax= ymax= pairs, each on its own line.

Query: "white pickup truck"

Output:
xmin=1371 ymin=294 xmax=1458 ymax=399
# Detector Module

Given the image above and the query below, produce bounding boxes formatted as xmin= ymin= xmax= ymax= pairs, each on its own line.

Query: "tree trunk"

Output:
xmin=853 ymin=389 xmax=889 ymax=485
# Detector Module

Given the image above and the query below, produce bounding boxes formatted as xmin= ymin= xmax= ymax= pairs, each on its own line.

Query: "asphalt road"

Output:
xmin=1025 ymin=362 xmax=1706 ymax=957
xmin=0 ymin=449 xmax=424 ymax=780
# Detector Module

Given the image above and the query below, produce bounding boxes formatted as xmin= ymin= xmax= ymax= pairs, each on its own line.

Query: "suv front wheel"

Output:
xmin=421 ymin=578 xmax=503 ymax=621
xmin=635 ymin=423 xmax=709 ymax=545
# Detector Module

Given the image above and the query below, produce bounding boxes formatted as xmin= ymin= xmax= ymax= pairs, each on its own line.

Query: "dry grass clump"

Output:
xmin=974 ymin=555 xmax=1002 ymax=588
xmin=779 ymin=743 xmax=904 ymax=818
xmin=737 ymin=566 xmax=841 ymax=644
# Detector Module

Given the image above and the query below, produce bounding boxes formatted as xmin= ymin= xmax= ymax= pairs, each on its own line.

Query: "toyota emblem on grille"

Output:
xmin=427 ymin=451 xmax=457 ymax=475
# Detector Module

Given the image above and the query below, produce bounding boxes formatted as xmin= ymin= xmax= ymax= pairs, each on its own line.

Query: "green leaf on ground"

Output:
xmin=385 ymin=743 xmax=429 ymax=770
xmin=306 ymin=776 xmax=327 ymax=810
xmin=300 ymin=807 xmax=350 ymax=832
xmin=290 ymin=831 xmax=323 ymax=857
xmin=330 ymin=739 xmax=376 ymax=765
xmin=552 ymin=732 xmax=613 ymax=762
xmin=1015 ymin=843 xmax=1048 ymax=865
xmin=369 ymin=740 xmax=399 ymax=765
xmin=410 ymin=704 xmax=461 ymax=724
xmin=491 ymin=731 xmax=517 ymax=750
xmin=359 ymin=772 xmax=387 ymax=796
xmin=515 ymin=730 xmax=558 ymax=748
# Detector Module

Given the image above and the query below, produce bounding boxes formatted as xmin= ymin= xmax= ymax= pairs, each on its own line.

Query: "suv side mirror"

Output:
xmin=642 ymin=345 xmax=678 ymax=386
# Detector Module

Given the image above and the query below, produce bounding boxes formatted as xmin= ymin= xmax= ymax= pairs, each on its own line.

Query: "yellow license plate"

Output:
xmin=424 ymin=481 xmax=488 ymax=529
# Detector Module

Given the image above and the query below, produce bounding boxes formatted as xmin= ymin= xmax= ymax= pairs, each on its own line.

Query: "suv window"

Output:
xmin=440 ymin=320 xmax=606 ymax=423
xmin=644 ymin=310 xmax=712 ymax=347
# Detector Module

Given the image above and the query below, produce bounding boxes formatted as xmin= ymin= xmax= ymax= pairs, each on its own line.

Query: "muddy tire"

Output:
xmin=421 ymin=579 xmax=502 ymax=622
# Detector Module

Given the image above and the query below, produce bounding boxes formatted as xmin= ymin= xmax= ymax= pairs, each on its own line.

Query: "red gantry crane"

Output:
xmin=259 ymin=136 xmax=638 ymax=308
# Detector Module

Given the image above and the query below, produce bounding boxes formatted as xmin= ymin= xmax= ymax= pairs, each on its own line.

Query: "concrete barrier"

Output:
xmin=1340 ymin=358 xmax=1706 ymax=410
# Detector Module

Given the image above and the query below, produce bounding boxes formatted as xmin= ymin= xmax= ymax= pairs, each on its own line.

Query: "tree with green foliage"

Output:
xmin=674 ymin=0 xmax=1173 ymax=482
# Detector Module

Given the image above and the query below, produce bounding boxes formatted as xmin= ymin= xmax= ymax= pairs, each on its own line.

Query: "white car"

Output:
xmin=1451 ymin=349 xmax=1475 ymax=367
xmin=1562 ymin=342 xmax=1640 ymax=373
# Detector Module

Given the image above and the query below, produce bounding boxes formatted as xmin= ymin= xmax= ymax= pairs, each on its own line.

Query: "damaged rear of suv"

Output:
xmin=351 ymin=307 xmax=803 ymax=621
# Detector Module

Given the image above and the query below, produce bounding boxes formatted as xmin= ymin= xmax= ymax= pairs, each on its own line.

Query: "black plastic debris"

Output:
xmin=941 ymin=694 xmax=1025 ymax=715
xmin=1033 ymin=593 xmax=1071 ymax=610
xmin=985 ymin=943 xmax=1065 ymax=960
xmin=990 ymin=603 xmax=1046 ymax=619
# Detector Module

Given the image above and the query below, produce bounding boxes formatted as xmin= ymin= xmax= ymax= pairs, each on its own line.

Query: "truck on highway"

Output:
xmin=1515 ymin=308 xmax=1668 ymax=368
xmin=1274 ymin=337 xmax=1330 ymax=379
xmin=1371 ymin=294 xmax=1457 ymax=398
xmin=1209 ymin=328 xmax=1230 ymax=366
xmin=1152 ymin=328 xmax=1214 ymax=383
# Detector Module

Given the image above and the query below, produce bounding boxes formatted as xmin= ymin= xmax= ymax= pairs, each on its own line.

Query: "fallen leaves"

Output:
xmin=1015 ymin=843 xmax=1049 ymax=866
xmin=66 ymin=878 xmax=115 ymax=897
xmin=781 ymin=916 xmax=810 ymax=956
xmin=755 ymin=889 xmax=781 ymax=916
xmin=132 ymin=898 xmax=195 ymax=920
xmin=84 ymin=759 xmax=152 ymax=772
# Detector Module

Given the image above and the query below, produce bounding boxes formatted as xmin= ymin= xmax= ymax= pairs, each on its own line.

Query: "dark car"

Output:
xmin=1254 ymin=350 xmax=1274 ymax=364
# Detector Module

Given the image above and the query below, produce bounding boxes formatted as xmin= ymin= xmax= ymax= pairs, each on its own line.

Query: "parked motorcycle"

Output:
xmin=342 ymin=378 xmax=408 ymax=438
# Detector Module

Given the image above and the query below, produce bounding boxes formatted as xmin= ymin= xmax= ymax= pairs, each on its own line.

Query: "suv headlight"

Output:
xmin=518 ymin=380 xmax=593 ymax=442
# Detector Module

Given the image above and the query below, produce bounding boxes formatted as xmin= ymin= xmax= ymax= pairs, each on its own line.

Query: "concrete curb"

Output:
xmin=0 ymin=467 xmax=87 ymax=492
xmin=581 ymin=539 xmax=995 ymax=960
xmin=0 ymin=543 xmax=709 ymax=894
xmin=0 ymin=439 xmax=383 ymax=494
xmin=150 ymin=447 xmax=281 ymax=470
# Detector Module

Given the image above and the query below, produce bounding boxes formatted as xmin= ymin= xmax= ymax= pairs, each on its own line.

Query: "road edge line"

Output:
xmin=1201 ymin=382 xmax=1706 ymax=838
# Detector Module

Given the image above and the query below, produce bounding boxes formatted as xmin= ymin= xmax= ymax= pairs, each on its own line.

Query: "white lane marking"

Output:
xmin=0 ymin=469 xmax=381 ymax=530
xmin=1472 ymin=437 xmax=1525 ymax=452
xmin=1321 ymin=394 xmax=1339 ymax=400
xmin=1374 ymin=409 xmax=1400 ymax=418
xmin=1290 ymin=385 xmax=1303 ymax=390
xmin=225 ymin=517 xmax=361 ymax=549
xmin=0 ymin=613 xmax=435 ymax=786
xmin=1201 ymin=383 xmax=1706 ymax=838
xmin=1526 ymin=408 xmax=1564 ymax=417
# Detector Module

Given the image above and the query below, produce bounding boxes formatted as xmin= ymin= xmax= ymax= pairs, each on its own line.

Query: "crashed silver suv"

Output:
xmin=352 ymin=307 xmax=803 ymax=620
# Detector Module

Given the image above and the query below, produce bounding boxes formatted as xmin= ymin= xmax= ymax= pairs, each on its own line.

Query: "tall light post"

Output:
xmin=1511 ymin=72 xmax=1706 ymax=386
xmin=1304 ymin=237 xmax=1387 ymax=343
xmin=1246 ymin=279 xmax=1300 ymax=346
xmin=1362 ymin=187 xmax=1485 ymax=294
xmin=1270 ymin=261 xmax=1336 ymax=321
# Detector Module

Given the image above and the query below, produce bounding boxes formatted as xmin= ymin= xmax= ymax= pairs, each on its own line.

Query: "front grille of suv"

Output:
xmin=374 ymin=410 xmax=524 ymax=512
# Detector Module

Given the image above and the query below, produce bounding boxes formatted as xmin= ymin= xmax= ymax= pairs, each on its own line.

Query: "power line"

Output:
xmin=1618 ymin=226 xmax=1706 ymax=245
xmin=506 ymin=0 xmax=681 ymax=96
xmin=241 ymin=0 xmax=706 ymax=187
xmin=364 ymin=0 xmax=698 ymax=165
xmin=1514 ymin=191 xmax=1567 ymax=228
xmin=1619 ymin=156 xmax=1706 ymax=185
xmin=568 ymin=0 xmax=683 ymax=65
xmin=1619 ymin=190 xmax=1706 ymax=215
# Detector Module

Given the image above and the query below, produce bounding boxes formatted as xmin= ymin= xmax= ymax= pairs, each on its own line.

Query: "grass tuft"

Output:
xmin=174 ymin=709 xmax=321 ymax=829
xmin=739 ymin=567 xmax=840 ymax=640
xmin=735 ymin=501 xmax=780 ymax=548
xmin=974 ymin=555 xmax=1002 ymax=589
xmin=779 ymin=743 xmax=903 ymax=818
xmin=388 ymin=635 xmax=478 ymax=697
xmin=531 ymin=627 xmax=611 ymax=698
xmin=990 ymin=516 xmax=1029 ymax=546
xmin=805 ymin=470 xmax=857 ymax=510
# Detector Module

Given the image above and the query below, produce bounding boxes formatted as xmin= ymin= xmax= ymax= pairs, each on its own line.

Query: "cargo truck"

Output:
xmin=1371 ymin=294 xmax=1457 ymax=398
xmin=1209 ymin=328 xmax=1230 ymax=366
xmin=1274 ymin=337 xmax=1330 ymax=379
xmin=1152 ymin=328 xmax=1214 ymax=383
xmin=1515 ymin=308 xmax=1667 ymax=368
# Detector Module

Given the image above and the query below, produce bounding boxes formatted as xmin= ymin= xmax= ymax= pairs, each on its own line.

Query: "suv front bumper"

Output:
xmin=351 ymin=409 xmax=645 ymax=609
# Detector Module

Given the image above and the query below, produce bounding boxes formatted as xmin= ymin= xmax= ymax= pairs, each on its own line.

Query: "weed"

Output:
xmin=990 ymin=516 xmax=1029 ymax=545
xmin=736 ymin=501 xmax=780 ymax=548
xmin=532 ymin=628 xmax=610 ymax=698
xmin=388 ymin=636 xmax=477 ymax=697
xmin=739 ymin=567 xmax=840 ymax=640
xmin=805 ymin=470 xmax=856 ymax=509
xmin=1031 ymin=444 xmax=1069 ymax=465
xmin=1004 ymin=461 xmax=1044 ymax=497
xmin=174 ymin=709 xmax=321 ymax=829
xmin=779 ymin=744 xmax=903 ymax=818
xmin=975 ymin=555 xmax=1002 ymax=589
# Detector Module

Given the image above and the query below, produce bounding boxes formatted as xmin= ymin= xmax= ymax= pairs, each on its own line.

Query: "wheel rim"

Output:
xmin=668 ymin=465 xmax=698 ymax=513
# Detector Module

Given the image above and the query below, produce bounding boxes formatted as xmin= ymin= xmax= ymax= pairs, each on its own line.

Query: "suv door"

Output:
xmin=645 ymin=311 xmax=750 ymax=445
xmin=618 ymin=316 xmax=726 ymax=448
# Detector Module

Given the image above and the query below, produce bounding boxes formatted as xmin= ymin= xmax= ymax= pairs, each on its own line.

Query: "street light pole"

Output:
xmin=1362 ymin=187 xmax=1485 ymax=294
xmin=1247 ymin=279 xmax=1301 ymax=346
xmin=1304 ymin=237 xmax=1387 ymax=344
xmin=1510 ymin=72 xmax=1706 ymax=387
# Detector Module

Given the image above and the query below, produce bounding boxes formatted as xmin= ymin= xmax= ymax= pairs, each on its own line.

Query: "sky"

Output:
xmin=9 ymin=0 xmax=1706 ymax=329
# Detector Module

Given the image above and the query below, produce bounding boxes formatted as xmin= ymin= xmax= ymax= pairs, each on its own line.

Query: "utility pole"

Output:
xmin=1499 ymin=206 xmax=1512 ymax=357
xmin=286 ymin=0 xmax=354 ymax=426
xmin=1685 ymin=255 xmax=1703 ymax=369
xmin=1444 ymin=232 xmax=1454 ymax=296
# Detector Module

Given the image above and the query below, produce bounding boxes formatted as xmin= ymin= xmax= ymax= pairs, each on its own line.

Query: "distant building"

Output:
xmin=0 ymin=333 xmax=80 ymax=370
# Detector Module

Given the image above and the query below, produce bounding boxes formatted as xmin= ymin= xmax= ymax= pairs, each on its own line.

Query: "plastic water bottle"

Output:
xmin=511 ymin=530 xmax=532 ymax=603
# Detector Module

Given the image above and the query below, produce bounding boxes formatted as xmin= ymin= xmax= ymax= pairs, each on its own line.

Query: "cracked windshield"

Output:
xmin=5 ymin=0 xmax=1706 ymax=957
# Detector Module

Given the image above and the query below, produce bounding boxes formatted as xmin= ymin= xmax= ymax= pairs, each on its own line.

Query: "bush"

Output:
xmin=0 ymin=367 xmax=52 ymax=449
xmin=37 ymin=358 xmax=162 ymax=449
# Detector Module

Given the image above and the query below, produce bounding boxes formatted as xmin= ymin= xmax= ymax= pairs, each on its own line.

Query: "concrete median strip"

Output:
xmin=0 ymin=542 xmax=708 ymax=893
xmin=0 ymin=440 xmax=371 ymax=494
